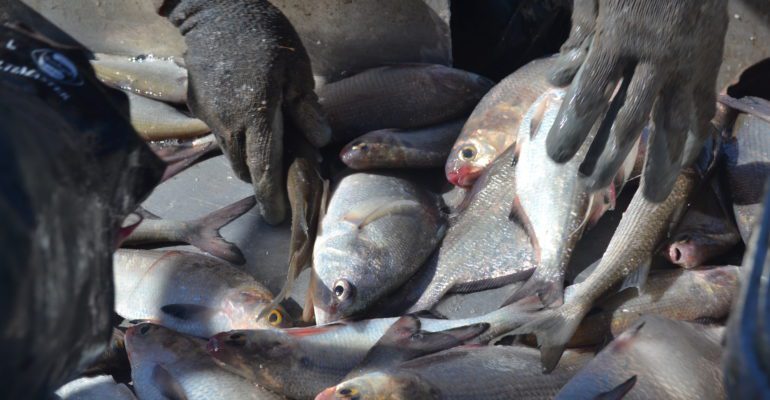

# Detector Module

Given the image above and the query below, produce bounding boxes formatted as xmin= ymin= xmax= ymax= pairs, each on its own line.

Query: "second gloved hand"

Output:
xmin=157 ymin=0 xmax=331 ymax=225
xmin=546 ymin=0 xmax=728 ymax=202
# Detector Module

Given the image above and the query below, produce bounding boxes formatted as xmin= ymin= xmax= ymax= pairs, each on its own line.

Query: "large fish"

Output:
xmin=113 ymin=249 xmax=291 ymax=337
xmin=127 ymin=92 xmax=210 ymax=141
xmin=123 ymin=196 xmax=255 ymax=265
xmin=724 ymin=184 xmax=770 ymax=399
xmin=725 ymin=105 xmax=770 ymax=243
xmin=91 ymin=53 xmax=188 ymax=104
xmin=556 ymin=316 xmax=725 ymax=400
xmin=317 ymin=346 xmax=592 ymax=400
xmin=125 ymin=323 xmax=282 ymax=400
xmin=207 ymin=302 xmax=539 ymax=400
xmin=445 ymin=56 xmax=556 ymax=187
xmin=568 ymin=266 xmax=740 ymax=348
xmin=512 ymin=168 xmax=699 ymax=372
xmin=318 ymin=64 xmax=493 ymax=142
xmin=311 ymin=172 xmax=446 ymax=323
xmin=340 ymin=120 xmax=465 ymax=170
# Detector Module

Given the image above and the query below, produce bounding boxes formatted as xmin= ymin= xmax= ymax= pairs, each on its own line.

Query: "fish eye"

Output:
xmin=460 ymin=146 xmax=476 ymax=160
xmin=139 ymin=325 xmax=151 ymax=335
xmin=333 ymin=279 xmax=354 ymax=301
xmin=352 ymin=142 xmax=368 ymax=152
xmin=411 ymin=332 xmax=424 ymax=340
xmin=337 ymin=387 xmax=359 ymax=399
xmin=267 ymin=309 xmax=283 ymax=326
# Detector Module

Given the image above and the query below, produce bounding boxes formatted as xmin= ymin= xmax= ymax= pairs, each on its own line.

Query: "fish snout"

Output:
xmin=315 ymin=386 xmax=338 ymax=400
xmin=666 ymin=240 xmax=701 ymax=269
xmin=446 ymin=164 xmax=478 ymax=187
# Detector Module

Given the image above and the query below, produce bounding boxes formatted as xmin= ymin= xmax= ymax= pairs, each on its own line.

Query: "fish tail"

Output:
xmin=502 ymin=276 xmax=563 ymax=308
xmin=185 ymin=196 xmax=256 ymax=265
xmin=160 ymin=140 xmax=219 ymax=182
xmin=511 ymin=303 xmax=587 ymax=373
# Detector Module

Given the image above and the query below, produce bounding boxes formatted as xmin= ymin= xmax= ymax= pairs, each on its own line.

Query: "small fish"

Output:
xmin=113 ymin=249 xmax=291 ymax=338
xmin=127 ymin=92 xmax=210 ymax=141
xmin=259 ymin=153 xmax=324 ymax=322
xmin=125 ymin=323 xmax=282 ymax=400
xmin=724 ymin=185 xmax=770 ymax=399
xmin=569 ymin=266 xmax=740 ymax=348
xmin=512 ymin=168 xmax=699 ymax=372
xmin=317 ymin=346 xmax=592 ymax=400
xmin=54 ymin=375 xmax=136 ymax=400
xmin=123 ymin=196 xmax=255 ymax=265
xmin=207 ymin=302 xmax=539 ymax=400
xmin=318 ymin=64 xmax=493 ymax=142
xmin=311 ymin=172 xmax=446 ymax=323
xmin=91 ymin=53 xmax=188 ymax=104
xmin=556 ymin=316 xmax=725 ymax=400
xmin=725 ymin=107 xmax=770 ymax=243
xmin=445 ymin=56 xmax=557 ymax=187
xmin=663 ymin=178 xmax=740 ymax=269
xmin=340 ymin=120 xmax=465 ymax=170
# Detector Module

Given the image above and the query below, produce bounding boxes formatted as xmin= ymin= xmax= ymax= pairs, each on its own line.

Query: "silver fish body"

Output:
xmin=91 ymin=53 xmax=188 ymax=104
xmin=113 ymin=249 xmax=290 ymax=337
xmin=127 ymin=92 xmax=210 ymax=141
xmin=125 ymin=324 xmax=282 ymax=400
xmin=312 ymin=172 xmax=446 ymax=323
xmin=54 ymin=376 xmax=136 ymax=400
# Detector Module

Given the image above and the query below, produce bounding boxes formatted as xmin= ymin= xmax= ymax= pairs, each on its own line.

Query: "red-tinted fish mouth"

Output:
xmin=446 ymin=165 xmax=480 ymax=187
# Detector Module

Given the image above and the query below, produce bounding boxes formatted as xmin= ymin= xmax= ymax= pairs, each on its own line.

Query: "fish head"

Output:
xmin=445 ymin=136 xmax=500 ymax=187
xmin=124 ymin=323 xmax=188 ymax=366
xmin=315 ymin=372 xmax=438 ymax=400
xmin=223 ymin=288 xmax=293 ymax=330
xmin=340 ymin=136 xmax=393 ymax=169
xmin=207 ymin=329 xmax=301 ymax=387
xmin=312 ymin=242 xmax=389 ymax=324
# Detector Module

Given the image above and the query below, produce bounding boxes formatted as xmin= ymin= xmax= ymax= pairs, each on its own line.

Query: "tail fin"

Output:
xmin=183 ymin=196 xmax=256 ymax=265
xmin=160 ymin=140 xmax=219 ymax=182
xmin=503 ymin=276 xmax=563 ymax=308
xmin=511 ymin=303 xmax=586 ymax=373
xmin=595 ymin=376 xmax=637 ymax=400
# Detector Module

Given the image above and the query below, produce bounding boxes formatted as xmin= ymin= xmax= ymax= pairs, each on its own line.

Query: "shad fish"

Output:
xmin=318 ymin=64 xmax=493 ymax=142
xmin=445 ymin=56 xmax=557 ymax=187
xmin=113 ymin=249 xmax=290 ymax=338
xmin=340 ymin=120 xmax=465 ymax=170
xmin=311 ymin=172 xmax=445 ymax=323
xmin=125 ymin=324 xmax=282 ymax=400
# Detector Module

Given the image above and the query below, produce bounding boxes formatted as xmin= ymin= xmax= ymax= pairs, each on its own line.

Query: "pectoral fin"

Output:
xmin=151 ymin=365 xmax=188 ymax=400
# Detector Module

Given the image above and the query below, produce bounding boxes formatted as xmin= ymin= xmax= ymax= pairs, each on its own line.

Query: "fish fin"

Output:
xmin=284 ymin=324 xmax=344 ymax=337
xmin=594 ymin=376 xmax=637 ymax=400
xmin=619 ymin=258 xmax=651 ymax=294
xmin=508 ymin=195 xmax=541 ymax=263
xmin=411 ymin=310 xmax=448 ymax=320
xmin=184 ymin=196 xmax=256 ymax=265
xmin=160 ymin=304 xmax=217 ymax=321
xmin=302 ymin=268 xmax=317 ymax=323
xmin=151 ymin=365 xmax=188 ymax=400
xmin=570 ymin=194 xmax=595 ymax=237
xmin=528 ymin=92 xmax=552 ymax=140
xmin=135 ymin=206 xmax=161 ymax=220
xmin=502 ymin=277 xmax=563 ymax=308
xmin=160 ymin=141 xmax=219 ymax=182
xmin=343 ymin=198 xmax=423 ymax=229
xmin=510 ymin=304 xmax=586 ymax=373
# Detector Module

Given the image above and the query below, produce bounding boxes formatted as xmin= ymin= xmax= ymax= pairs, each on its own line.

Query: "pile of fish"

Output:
xmin=53 ymin=47 xmax=770 ymax=400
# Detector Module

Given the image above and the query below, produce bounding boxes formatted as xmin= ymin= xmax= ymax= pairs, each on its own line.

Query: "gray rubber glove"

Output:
xmin=546 ymin=0 xmax=728 ymax=202
xmin=157 ymin=0 xmax=331 ymax=225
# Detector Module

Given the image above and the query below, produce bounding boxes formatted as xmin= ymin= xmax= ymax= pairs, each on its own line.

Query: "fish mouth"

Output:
xmin=315 ymin=386 xmax=337 ymax=400
xmin=446 ymin=165 xmax=479 ymax=187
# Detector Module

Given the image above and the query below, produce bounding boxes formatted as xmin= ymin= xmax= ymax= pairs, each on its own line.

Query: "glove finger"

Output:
xmin=642 ymin=83 xmax=691 ymax=202
xmin=246 ymin=98 xmax=287 ymax=226
xmin=286 ymin=93 xmax=332 ymax=148
xmin=550 ymin=0 xmax=598 ymax=86
xmin=545 ymin=45 xmax=623 ymax=164
xmin=682 ymin=75 xmax=719 ymax=167
xmin=215 ymin=129 xmax=250 ymax=183
xmin=584 ymin=63 xmax=660 ymax=191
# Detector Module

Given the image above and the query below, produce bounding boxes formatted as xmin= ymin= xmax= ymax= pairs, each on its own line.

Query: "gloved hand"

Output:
xmin=156 ymin=0 xmax=331 ymax=225
xmin=545 ymin=0 xmax=728 ymax=202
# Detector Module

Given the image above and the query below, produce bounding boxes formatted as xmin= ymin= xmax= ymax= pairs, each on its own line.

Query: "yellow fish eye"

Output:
xmin=267 ymin=309 xmax=283 ymax=326
xmin=337 ymin=387 xmax=359 ymax=398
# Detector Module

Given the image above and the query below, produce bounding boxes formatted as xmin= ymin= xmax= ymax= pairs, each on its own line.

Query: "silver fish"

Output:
xmin=54 ymin=376 xmax=136 ymax=400
xmin=311 ymin=172 xmax=446 ymax=323
xmin=127 ymin=92 xmax=210 ymax=141
xmin=113 ymin=249 xmax=291 ymax=337
xmin=556 ymin=316 xmax=725 ymax=400
xmin=91 ymin=53 xmax=188 ymax=104
xmin=125 ymin=323 xmax=282 ymax=400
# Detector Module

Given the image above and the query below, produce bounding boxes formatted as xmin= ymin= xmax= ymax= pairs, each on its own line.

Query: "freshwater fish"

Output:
xmin=54 ymin=375 xmax=136 ymax=400
xmin=127 ymin=92 xmax=210 ymax=140
xmin=568 ymin=266 xmax=740 ymax=348
xmin=91 ymin=53 xmax=188 ymax=104
xmin=724 ymin=186 xmax=770 ymax=399
xmin=125 ymin=323 xmax=282 ymax=400
xmin=318 ymin=64 xmax=493 ymax=142
xmin=445 ymin=56 xmax=556 ymax=187
xmin=318 ymin=346 xmax=592 ymax=400
xmin=725 ymin=109 xmax=770 ymax=243
xmin=113 ymin=249 xmax=291 ymax=338
xmin=340 ymin=120 xmax=465 ymax=170
xmin=311 ymin=172 xmax=446 ymax=323
xmin=123 ymin=196 xmax=255 ymax=265
xmin=556 ymin=316 xmax=725 ymax=400
xmin=512 ymin=169 xmax=699 ymax=372
xmin=207 ymin=302 xmax=539 ymax=400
